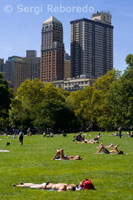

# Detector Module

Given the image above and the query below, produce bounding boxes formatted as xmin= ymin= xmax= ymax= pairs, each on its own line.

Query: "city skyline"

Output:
xmin=0 ymin=0 xmax=133 ymax=72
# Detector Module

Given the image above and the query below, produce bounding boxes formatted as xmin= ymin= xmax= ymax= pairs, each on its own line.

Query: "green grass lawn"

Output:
xmin=0 ymin=132 xmax=133 ymax=200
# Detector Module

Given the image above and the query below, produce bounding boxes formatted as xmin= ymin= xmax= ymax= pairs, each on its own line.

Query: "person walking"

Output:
xmin=19 ymin=131 xmax=24 ymax=146
xmin=118 ymin=127 xmax=122 ymax=138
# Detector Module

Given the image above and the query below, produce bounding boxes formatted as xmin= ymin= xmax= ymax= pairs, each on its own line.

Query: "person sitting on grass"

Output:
xmin=95 ymin=143 xmax=124 ymax=154
xmin=73 ymin=132 xmax=84 ymax=142
xmin=52 ymin=149 xmax=83 ymax=160
xmin=13 ymin=182 xmax=76 ymax=192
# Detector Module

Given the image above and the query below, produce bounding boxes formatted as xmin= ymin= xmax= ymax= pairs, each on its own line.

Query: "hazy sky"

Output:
xmin=0 ymin=0 xmax=133 ymax=71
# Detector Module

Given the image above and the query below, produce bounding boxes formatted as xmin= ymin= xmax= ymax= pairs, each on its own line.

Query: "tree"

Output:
xmin=91 ymin=69 xmax=119 ymax=129
xmin=67 ymin=69 xmax=118 ymax=130
xmin=9 ymin=79 xmax=69 ymax=129
xmin=106 ymin=54 xmax=133 ymax=129
xmin=126 ymin=54 xmax=133 ymax=68
xmin=66 ymin=89 xmax=88 ymax=128
xmin=0 ymin=73 xmax=13 ymax=129
xmin=9 ymin=99 xmax=31 ymax=129
xmin=32 ymin=99 xmax=77 ymax=132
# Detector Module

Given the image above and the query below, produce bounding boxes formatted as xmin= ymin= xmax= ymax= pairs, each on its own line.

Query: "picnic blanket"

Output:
xmin=0 ymin=150 xmax=10 ymax=152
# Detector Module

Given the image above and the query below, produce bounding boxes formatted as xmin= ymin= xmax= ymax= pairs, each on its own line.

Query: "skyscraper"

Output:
xmin=0 ymin=59 xmax=4 ymax=73
xmin=70 ymin=12 xmax=113 ymax=78
xmin=25 ymin=50 xmax=40 ymax=80
xmin=40 ymin=16 xmax=64 ymax=82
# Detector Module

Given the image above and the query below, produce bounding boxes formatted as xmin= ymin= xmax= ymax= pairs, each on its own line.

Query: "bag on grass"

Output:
xmin=80 ymin=178 xmax=95 ymax=190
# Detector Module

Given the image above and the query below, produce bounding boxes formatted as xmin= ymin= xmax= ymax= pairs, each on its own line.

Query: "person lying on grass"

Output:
xmin=74 ymin=133 xmax=101 ymax=144
xmin=93 ymin=133 xmax=102 ymax=141
xmin=75 ymin=139 xmax=98 ymax=144
xmin=52 ymin=149 xmax=83 ymax=160
xmin=13 ymin=179 xmax=95 ymax=192
xmin=95 ymin=143 xmax=124 ymax=154
xmin=13 ymin=182 xmax=76 ymax=192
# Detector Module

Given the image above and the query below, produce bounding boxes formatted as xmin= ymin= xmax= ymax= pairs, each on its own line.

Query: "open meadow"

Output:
xmin=0 ymin=132 xmax=133 ymax=200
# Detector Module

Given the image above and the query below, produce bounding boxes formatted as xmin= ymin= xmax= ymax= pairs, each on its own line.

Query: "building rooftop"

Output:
xmin=70 ymin=11 xmax=112 ymax=26
xmin=43 ymin=16 xmax=62 ymax=24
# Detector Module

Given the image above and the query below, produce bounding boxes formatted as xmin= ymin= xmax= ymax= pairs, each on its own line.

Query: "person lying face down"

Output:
xmin=95 ymin=143 xmax=124 ymax=154
xmin=13 ymin=182 xmax=77 ymax=192
xmin=52 ymin=149 xmax=83 ymax=160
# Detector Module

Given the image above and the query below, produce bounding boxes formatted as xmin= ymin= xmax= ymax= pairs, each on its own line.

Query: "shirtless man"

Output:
xmin=52 ymin=149 xmax=83 ymax=160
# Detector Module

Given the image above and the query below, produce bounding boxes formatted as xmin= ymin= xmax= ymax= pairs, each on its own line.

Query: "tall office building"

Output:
xmin=0 ymin=59 xmax=4 ymax=72
xmin=5 ymin=51 xmax=40 ymax=91
xmin=5 ymin=56 xmax=30 ymax=90
xmin=41 ymin=16 xmax=64 ymax=82
xmin=25 ymin=50 xmax=40 ymax=80
xmin=70 ymin=12 xmax=113 ymax=78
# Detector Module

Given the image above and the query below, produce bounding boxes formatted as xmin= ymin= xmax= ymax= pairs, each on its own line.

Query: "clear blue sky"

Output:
xmin=0 ymin=0 xmax=133 ymax=71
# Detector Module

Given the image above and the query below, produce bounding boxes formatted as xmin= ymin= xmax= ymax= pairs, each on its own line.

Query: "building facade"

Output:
xmin=52 ymin=76 xmax=96 ymax=91
xmin=70 ymin=12 xmax=113 ymax=79
xmin=0 ymin=59 xmax=4 ymax=73
xmin=40 ymin=16 xmax=64 ymax=82
xmin=64 ymin=53 xmax=71 ymax=80
xmin=64 ymin=60 xmax=71 ymax=80
xmin=5 ymin=51 xmax=40 ymax=91
xmin=24 ymin=50 xmax=40 ymax=80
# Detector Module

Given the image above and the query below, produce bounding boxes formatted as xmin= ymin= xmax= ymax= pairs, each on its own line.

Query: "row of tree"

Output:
xmin=0 ymin=54 xmax=133 ymax=132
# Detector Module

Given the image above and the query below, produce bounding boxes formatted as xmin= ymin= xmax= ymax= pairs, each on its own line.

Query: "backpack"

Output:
xmin=80 ymin=179 xmax=95 ymax=190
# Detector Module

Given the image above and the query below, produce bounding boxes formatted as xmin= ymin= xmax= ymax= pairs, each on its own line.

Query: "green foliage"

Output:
xmin=91 ymin=69 xmax=119 ymax=129
xmin=126 ymin=54 xmax=133 ymax=68
xmin=0 ymin=73 xmax=13 ymax=129
xmin=9 ymin=79 xmax=75 ymax=131
xmin=106 ymin=55 xmax=133 ymax=128
xmin=9 ymin=99 xmax=31 ymax=129
xmin=16 ymin=78 xmax=45 ymax=109
xmin=8 ymin=54 xmax=133 ymax=130
xmin=32 ymin=99 xmax=77 ymax=131
xmin=66 ymin=69 xmax=118 ymax=129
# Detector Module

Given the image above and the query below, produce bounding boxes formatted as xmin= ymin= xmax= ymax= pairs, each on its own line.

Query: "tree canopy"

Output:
xmin=1 ymin=54 xmax=133 ymax=132
xmin=0 ymin=73 xmax=13 ymax=129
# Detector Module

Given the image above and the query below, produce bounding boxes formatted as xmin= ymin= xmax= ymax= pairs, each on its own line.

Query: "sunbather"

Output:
xmin=52 ymin=149 xmax=83 ymax=160
xmin=13 ymin=182 xmax=76 ymax=192
xmin=95 ymin=143 xmax=124 ymax=154
xmin=93 ymin=133 xmax=102 ymax=141
xmin=13 ymin=178 xmax=95 ymax=191
xmin=76 ymin=139 xmax=98 ymax=144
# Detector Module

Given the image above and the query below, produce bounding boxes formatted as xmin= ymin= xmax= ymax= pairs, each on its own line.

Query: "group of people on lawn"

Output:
xmin=14 ymin=131 xmax=124 ymax=192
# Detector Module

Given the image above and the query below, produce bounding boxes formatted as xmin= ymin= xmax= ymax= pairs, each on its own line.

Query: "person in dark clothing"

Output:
xmin=118 ymin=127 xmax=122 ymax=138
xmin=19 ymin=131 xmax=24 ymax=146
